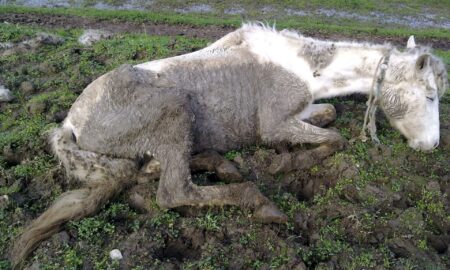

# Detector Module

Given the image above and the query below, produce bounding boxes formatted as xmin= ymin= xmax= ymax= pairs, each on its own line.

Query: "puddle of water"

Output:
xmin=260 ymin=6 xmax=276 ymax=15
xmin=1 ymin=1 xmax=449 ymax=29
xmin=285 ymin=8 xmax=308 ymax=17
xmin=92 ymin=0 xmax=154 ymax=11
xmin=175 ymin=4 xmax=214 ymax=14
xmin=11 ymin=0 xmax=74 ymax=7
xmin=224 ymin=7 xmax=245 ymax=15
xmin=318 ymin=8 xmax=450 ymax=29
xmin=282 ymin=7 xmax=450 ymax=29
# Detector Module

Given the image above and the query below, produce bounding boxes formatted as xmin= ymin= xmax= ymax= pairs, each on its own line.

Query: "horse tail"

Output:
xmin=10 ymin=127 xmax=138 ymax=269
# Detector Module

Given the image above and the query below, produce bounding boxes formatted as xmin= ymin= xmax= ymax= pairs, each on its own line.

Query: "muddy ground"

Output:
xmin=2 ymin=0 xmax=450 ymax=29
xmin=0 ymin=9 xmax=449 ymax=270
xmin=1 ymin=12 xmax=450 ymax=51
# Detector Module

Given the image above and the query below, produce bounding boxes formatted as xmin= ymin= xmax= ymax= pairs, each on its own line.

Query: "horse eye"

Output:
xmin=426 ymin=96 xmax=435 ymax=102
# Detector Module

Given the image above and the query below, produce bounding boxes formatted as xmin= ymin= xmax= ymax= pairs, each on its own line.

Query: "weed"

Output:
xmin=417 ymin=238 xmax=428 ymax=251
xmin=239 ymin=230 xmax=257 ymax=246
xmin=195 ymin=212 xmax=221 ymax=232
xmin=63 ymin=248 xmax=83 ymax=270
xmin=150 ymin=210 xmax=180 ymax=237
xmin=269 ymin=248 xmax=290 ymax=269
xmin=68 ymin=217 xmax=115 ymax=243
xmin=224 ymin=150 xmax=240 ymax=160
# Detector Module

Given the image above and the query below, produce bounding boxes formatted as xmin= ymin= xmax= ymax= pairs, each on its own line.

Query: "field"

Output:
xmin=0 ymin=1 xmax=449 ymax=269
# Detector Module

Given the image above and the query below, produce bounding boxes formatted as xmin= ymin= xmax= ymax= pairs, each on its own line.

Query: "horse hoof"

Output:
xmin=253 ymin=204 xmax=288 ymax=224
xmin=216 ymin=161 xmax=243 ymax=183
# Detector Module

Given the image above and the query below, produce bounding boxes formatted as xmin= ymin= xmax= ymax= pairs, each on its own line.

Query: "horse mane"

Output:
xmin=240 ymin=22 xmax=393 ymax=50
xmin=431 ymin=54 xmax=448 ymax=98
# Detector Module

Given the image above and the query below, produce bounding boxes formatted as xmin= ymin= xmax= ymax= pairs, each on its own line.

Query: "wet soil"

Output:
xmin=3 ymin=0 xmax=450 ymax=29
xmin=2 ymin=12 xmax=450 ymax=50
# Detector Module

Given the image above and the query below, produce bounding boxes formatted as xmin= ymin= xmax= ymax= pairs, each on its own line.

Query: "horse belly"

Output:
xmin=192 ymin=108 xmax=258 ymax=153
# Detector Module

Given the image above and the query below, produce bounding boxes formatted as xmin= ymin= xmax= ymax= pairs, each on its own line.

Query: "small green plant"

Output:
xmin=68 ymin=217 xmax=115 ymax=243
xmin=63 ymin=248 xmax=83 ymax=270
xmin=239 ymin=231 xmax=257 ymax=246
xmin=417 ymin=239 xmax=428 ymax=251
xmin=150 ymin=209 xmax=180 ymax=237
xmin=196 ymin=212 xmax=221 ymax=232
xmin=224 ymin=150 xmax=240 ymax=160
xmin=346 ymin=251 xmax=376 ymax=269
xmin=310 ymin=164 xmax=320 ymax=174
xmin=314 ymin=236 xmax=349 ymax=262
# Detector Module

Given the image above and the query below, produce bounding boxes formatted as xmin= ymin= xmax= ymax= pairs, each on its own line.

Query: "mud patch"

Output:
xmin=2 ymin=1 xmax=449 ymax=29
xmin=175 ymin=4 xmax=214 ymax=14
xmin=1 ymin=13 xmax=449 ymax=50
xmin=154 ymin=238 xmax=201 ymax=261
xmin=314 ymin=8 xmax=450 ymax=29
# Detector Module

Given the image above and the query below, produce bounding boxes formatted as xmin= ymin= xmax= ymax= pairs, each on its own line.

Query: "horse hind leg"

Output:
xmin=299 ymin=103 xmax=336 ymax=127
xmin=190 ymin=150 xmax=243 ymax=183
xmin=10 ymin=127 xmax=138 ymax=269
xmin=152 ymin=98 xmax=286 ymax=224
xmin=138 ymin=150 xmax=243 ymax=184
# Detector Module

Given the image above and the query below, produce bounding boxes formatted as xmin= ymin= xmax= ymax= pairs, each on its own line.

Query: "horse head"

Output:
xmin=379 ymin=36 xmax=447 ymax=151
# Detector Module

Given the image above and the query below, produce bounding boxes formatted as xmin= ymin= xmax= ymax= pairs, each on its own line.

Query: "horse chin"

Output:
xmin=391 ymin=120 xmax=439 ymax=152
xmin=407 ymin=139 xmax=437 ymax=152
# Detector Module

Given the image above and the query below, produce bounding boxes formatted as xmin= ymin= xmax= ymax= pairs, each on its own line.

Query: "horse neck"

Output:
xmin=242 ymin=28 xmax=391 ymax=100
xmin=305 ymin=42 xmax=391 ymax=101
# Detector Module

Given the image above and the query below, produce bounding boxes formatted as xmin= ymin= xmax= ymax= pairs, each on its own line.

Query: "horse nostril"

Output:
xmin=433 ymin=141 xmax=439 ymax=148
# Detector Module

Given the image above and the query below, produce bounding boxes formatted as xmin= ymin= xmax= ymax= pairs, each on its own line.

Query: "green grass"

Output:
xmin=1 ymin=5 xmax=449 ymax=40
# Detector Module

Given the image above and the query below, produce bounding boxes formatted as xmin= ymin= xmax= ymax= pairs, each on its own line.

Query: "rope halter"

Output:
xmin=358 ymin=50 xmax=392 ymax=145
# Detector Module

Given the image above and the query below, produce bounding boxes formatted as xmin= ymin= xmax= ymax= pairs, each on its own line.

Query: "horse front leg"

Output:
xmin=261 ymin=117 xmax=346 ymax=174
xmin=156 ymin=148 xmax=287 ymax=224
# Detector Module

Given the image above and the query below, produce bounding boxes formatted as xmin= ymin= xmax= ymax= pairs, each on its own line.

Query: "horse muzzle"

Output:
xmin=408 ymin=138 xmax=439 ymax=151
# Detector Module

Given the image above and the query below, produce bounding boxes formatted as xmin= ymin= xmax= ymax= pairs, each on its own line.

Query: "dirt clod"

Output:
xmin=53 ymin=110 xmax=68 ymax=123
xmin=20 ymin=81 xmax=35 ymax=95
xmin=388 ymin=238 xmax=420 ymax=258
xmin=294 ymin=211 xmax=308 ymax=231
xmin=39 ymin=62 xmax=57 ymax=74
xmin=216 ymin=160 xmax=243 ymax=183
xmin=426 ymin=181 xmax=441 ymax=193
xmin=51 ymin=231 xmax=70 ymax=247
xmin=0 ymin=195 xmax=9 ymax=209
xmin=127 ymin=192 xmax=147 ymax=213
xmin=26 ymin=101 xmax=47 ymax=115
xmin=79 ymin=29 xmax=113 ymax=46
xmin=253 ymin=203 xmax=288 ymax=224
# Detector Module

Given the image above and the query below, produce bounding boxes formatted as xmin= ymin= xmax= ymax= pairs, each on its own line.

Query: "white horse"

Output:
xmin=11 ymin=23 xmax=447 ymax=268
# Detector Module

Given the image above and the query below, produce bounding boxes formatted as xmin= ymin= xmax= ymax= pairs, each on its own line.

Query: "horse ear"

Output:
xmin=416 ymin=54 xmax=431 ymax=73
xmin=406 ymin=35 xmax=416 ymax=49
